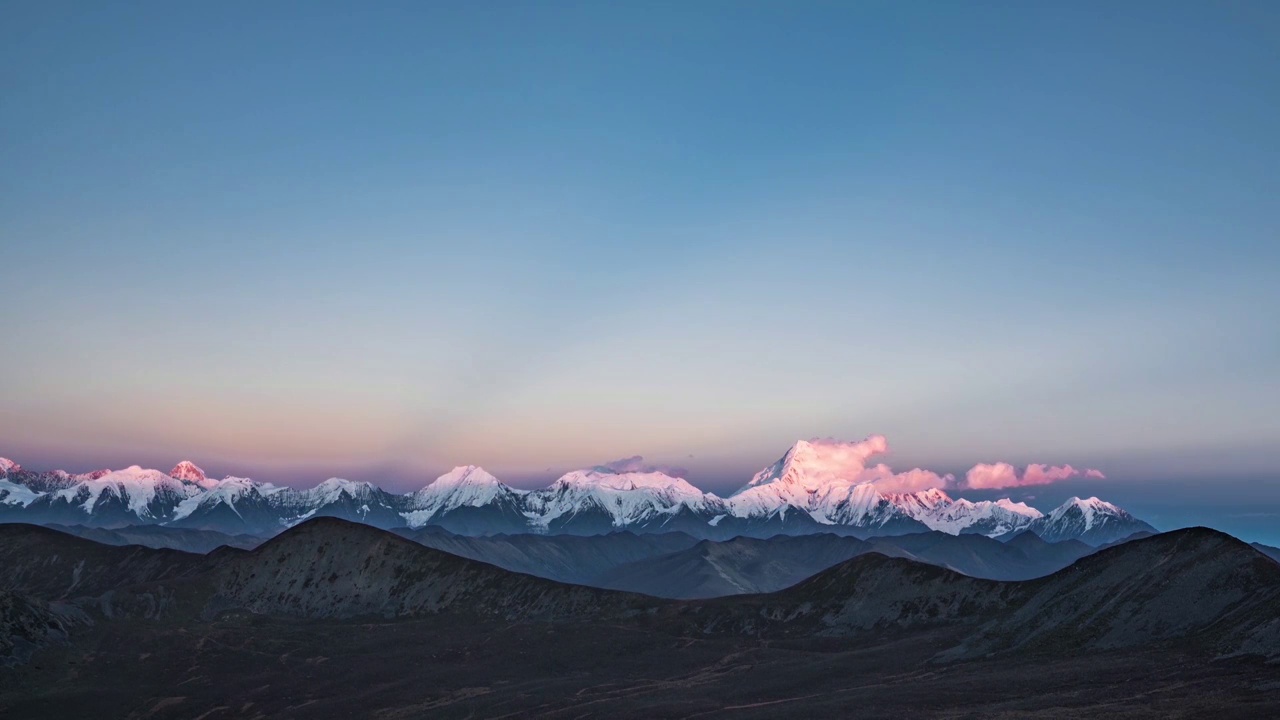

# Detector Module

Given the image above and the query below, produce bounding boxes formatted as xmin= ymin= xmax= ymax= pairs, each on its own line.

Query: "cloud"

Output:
xmin=599 ymin=455 xmax=689 ymax=478
xmin=806 ymin=435 xmax=890 ymax=466
xmin=796 ymin=436 xmax=953 ymax=493
xmin=964 ymin=463 xmax=1018 ymax=489
xmin=603 ymin=435 xmax=1103 ymax=495
xmin=859 ymin=464 xmax=955 ymax=493
xmin=964 ymin=462 xmax=1106 ymax=490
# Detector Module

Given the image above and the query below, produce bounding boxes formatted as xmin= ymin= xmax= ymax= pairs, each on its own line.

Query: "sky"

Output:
xmin=1 ymin=2 xmax=1277 ymax=539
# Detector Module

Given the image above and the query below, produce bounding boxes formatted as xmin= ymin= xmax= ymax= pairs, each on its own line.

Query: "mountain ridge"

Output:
xmin=0 ymin=446 xmax=1156 ymax=545
xmin=7 ymin=518 xmax=1272 ymax=664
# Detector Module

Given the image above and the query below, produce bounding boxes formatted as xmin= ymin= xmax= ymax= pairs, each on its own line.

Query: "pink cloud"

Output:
xmin=856 ymin=463 xmax=954 ymax=493
xmin=964 ymin=462 xmax=1019 ymax=489
xmin=1022 ymin=463 xmax=1080 ymax=485
xmin=764 ymin=435 xmax=1104 ymax=494
xmin=964 ymin=462 xmax=1106 ymax=489
xmin=795 ymin=436 xmax=952 ymax=493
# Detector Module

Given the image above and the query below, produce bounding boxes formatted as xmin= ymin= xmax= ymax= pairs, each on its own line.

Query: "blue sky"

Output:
xmin=1 ymin=2 xmax=1277 ymax=538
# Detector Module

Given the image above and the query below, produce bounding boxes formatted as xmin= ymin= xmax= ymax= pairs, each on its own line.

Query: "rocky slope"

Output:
xmin=202 ymin=518 xmax=655 ymax=620
xmin=0 ymin=524 xmax=215 ymax=600
xmin=0 ymin=591 xmax=80 ymax=667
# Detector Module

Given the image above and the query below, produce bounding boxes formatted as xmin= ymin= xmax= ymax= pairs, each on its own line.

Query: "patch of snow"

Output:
xmin=171 ymin=476 xmax=277 ymax=521
xmin=0 ymin=478 xmax=40 ymax=506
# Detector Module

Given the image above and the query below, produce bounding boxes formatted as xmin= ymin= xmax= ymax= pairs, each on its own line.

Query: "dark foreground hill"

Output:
xmin=0 ymin=524 xmax=218 ymax=600
xmin=688 ymin=527 xmax=1280 ymax=659
xmin=5 ymin=519 xmax=1101 ymax=599
xmin=204 ymin=518 xmax=654 ymax=620
xmin=31 ymin=523 xmax=266 ymax=553
xmin=0 ymin=591 xmax=82 ymax=667
xmin=1 ymin=519 xmax=1277 ymax=719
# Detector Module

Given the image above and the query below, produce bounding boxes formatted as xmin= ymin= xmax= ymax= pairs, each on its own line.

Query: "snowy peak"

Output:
xmin=1047 ymin=496 xmax=1127 ymax=529
xmin=743 ymin=436 xmax=889 ymax=493
xmin=554 ymin=468 xmax=705 ymax=496
xmin=0 ymin=457 xmax=21 ymax=475
xmin=728 ymin=438 xmax=917 ymax=527
xmin=424 ymin=465 xmax=503 ymax=493
xmin=172 ymin=476 xmax=277 ymax=522
xmin=1030 ymin=496 xmax=1155 ymax=545
xmin=403 ymin=466 xmax=521 ymax=522
xmin=169 ymin=460 xmax=211 ymax=487
xmin=307 ymin=477 xmax=381 ymax=504
xmin=888 ymin=487 xmax=954 ymax=513
xmin=50 ymin=465 xmax=200 ymax=519
xmin=524 ymin=466 xmax=725 ymax=530
xmin=993 ymin=498 xmax=1044 ymax=518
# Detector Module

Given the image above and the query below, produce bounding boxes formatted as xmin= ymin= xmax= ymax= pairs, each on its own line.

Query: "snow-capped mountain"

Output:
xmin=404 ymin=466 xmax=521 ymax=522
xmin=275 ymin=478 xmax=405 ymax=528
xmin=169 ymin=460 xmax=219 ymax=489
xmin=523 ymin=467 xmax=727 ymax=535
xmin=169 ymin=476 xmax=288 ymax=535
xmin=890 ymin=488 xmax=1043 ymax=537
xmin=726 ymin=441 xmax=929 ymax=534
xmin=0 ymin=448 xmax=1155 ymax=544
xmin=0 ymin=458 xmax=94 ymax=492
xmin=17 ymin=466 xmax=202 ymax=526
xmin=401 ymin=466 xmax=529 ymax=535
xmin=1026 ymin=496 xmax=1156 ymax=545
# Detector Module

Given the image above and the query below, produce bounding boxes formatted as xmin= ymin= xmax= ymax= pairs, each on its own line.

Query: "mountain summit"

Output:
xmin=169 ymin=461 xmax=214 ymax=488
xmin=1027 ymin=496 xmax=1156 ymax=545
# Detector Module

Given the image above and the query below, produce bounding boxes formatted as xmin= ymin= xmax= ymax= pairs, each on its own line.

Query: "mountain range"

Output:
xmin=3 ymin=518 xmax=1276 ymax=655
xmin=0 ymin=441 xmax=1156 ymax=545
xmin=1 ymin=518 xmax=1276 ymax=718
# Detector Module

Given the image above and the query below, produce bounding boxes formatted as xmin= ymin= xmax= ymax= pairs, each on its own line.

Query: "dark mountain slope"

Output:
xmin=948 ymin=526 xmax=1280 ymax=658
xmin=203 ymin=518 xmax=657 ymax=621
xmin=869 ymin=531 xmax=1094 ymax=581
xmin=0 ymin=590 xmax=82 ymax=667
xmin=392 ymin=526 xmax=700 ymax=585
xmin=596 ymin=530 xmax=1099 ymax=600
xmin=679 ymin=527 xmax=1280 ymax=661
xmin=4 ymin=520 xmax=1275 ymax=664
xmin=1251 ymin=541 xmax=1280 ymax=564
xmin=0 ymin=524 xmax=213 ymax=600
xmin=1003 ymin=529 xmax=1094 ymax=567
xmin=597 ymin=534 xmax=876 ymax=599
xmin=690 ymin=552 xmax=1009 ymax=636
xmin=29 ymin=523 xmax=264 ymax=553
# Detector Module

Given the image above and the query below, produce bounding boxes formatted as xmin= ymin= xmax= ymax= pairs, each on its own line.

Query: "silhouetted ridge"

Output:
xmin=205 ymin=516 xmax=654 ymax=620
xmin=943 ymin=526 xmax=1280 ymax=658
xmin=0 ymin=523 xmax=210 ymax=599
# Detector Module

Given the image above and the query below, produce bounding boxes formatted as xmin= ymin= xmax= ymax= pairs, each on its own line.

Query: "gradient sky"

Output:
xmin=2 ymin=2 xmax=1277 ymax=538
